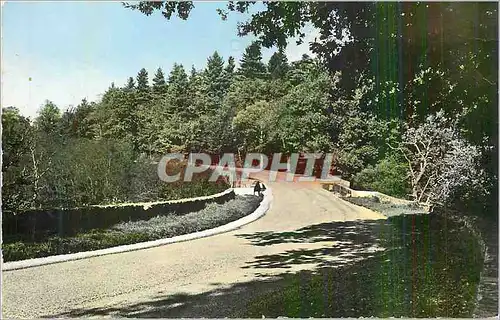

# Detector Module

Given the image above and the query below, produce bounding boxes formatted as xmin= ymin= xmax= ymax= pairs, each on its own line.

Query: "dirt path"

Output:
xmin=2 ymin=171 xmax=385 ymax=318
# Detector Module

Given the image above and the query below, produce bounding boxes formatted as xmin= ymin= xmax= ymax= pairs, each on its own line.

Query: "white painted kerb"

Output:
xmin=2 ymin=187 xmax=273 ymax=271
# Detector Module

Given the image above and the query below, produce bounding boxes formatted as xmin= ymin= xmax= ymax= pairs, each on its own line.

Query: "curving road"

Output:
xmin=2 ymin=171 xmax=385 ymax=318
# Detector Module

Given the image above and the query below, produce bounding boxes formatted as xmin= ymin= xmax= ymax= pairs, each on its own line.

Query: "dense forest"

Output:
xmin=2 ymin=2 xmax=497 ymax=218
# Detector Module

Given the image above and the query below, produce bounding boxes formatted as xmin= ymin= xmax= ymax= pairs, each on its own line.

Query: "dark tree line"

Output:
xmin=2 ymin=2 xmax=497 ymax=216
xmin=125 ymin=1 xmax=497 ymax=213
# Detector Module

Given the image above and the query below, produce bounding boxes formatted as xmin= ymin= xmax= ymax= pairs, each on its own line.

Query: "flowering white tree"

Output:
xmin=390 ymin=110 xmax=487 ymax=205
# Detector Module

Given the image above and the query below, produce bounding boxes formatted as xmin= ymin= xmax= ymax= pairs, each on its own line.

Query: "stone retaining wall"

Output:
xmin=322 ymin=179 xmax=431 ymax=212
xmin=3 ymin=189 xmax=235 ymax=241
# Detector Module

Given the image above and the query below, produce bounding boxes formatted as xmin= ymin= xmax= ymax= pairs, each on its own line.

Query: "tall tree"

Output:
xmin=225 ymin=56 xmax=236 ymax=75
xmin=152 ymin=67 xmax=167 ymax=94
xmin=59 ymin=98 xmax=97 ymax=139
xmin=239 ymin=41 xmax=267 ymax=79
xmin=287 ymin=54 xmax=318 ymax=86
xmin=204 ymin=51 xmax=226 ymax=99
xmin=35 ymin=100 xmax=61 ymax=136
xmin=222 ymin=56 xmax=236 ymax=91
xmin=96 ymin=87 xmax=137 ymax=144
xmin=187 ymin=65 xmax=208 ymax=115
xmin=2 ymin=107 xmax=33 ymax=176
xmin=125 ymin=77 xmax=135 ymax=90
xmin=136 ymin=68 xmax=150 ymax=93
xmin=268 ymin=49 xmax=289 ymax=80
xmin=168 ymin=63 xmax=190 ymax=117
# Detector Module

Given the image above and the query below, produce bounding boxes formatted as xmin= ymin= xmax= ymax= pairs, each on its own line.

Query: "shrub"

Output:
xmin=2 ymin=195 xmax=261 ymax=262
xmin=353 ymin=156 xmax=410 ymax=198
xmin=114 ymin=195 xmax=262 ymax=237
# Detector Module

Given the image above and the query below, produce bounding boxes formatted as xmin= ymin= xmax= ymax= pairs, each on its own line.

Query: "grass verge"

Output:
xmin=2 ymin=195 xmax=261 ymax=262
xmin=239 ymin=212 xmax=483 ymax=317
xmin=343 ymin=195 xmax=427 ymax=217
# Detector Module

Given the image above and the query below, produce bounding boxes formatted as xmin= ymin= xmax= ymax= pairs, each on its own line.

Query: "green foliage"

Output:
xmin=126 ymin=2 xmax=496 ymax=204
xmin=204 ymin=51 xmax=227 ymax=100
xmin=1 ymin=107 xmax=34 ymax=211
xmin=168 ymin=63 xmax=190 ymax=117
xmin=2 ymin=195 xmax=260 ymax=262
xmin=125 ymin=76 xmax=135 ymax=90
xmin=38 ymin=139 xmax=136 ymax=208
xmin=136 ymin=67 xmax=150 ymax=93
xmin=95 ymin=86 xmax=138 ymax=145
xmin=352 ymin=157 xmax=410 ymax=198
xmin=4 ymin=3 xmax=496 ymax=222
xmin=225 ymin=56 xmax=236 ymax=76
xmin=152 ymin=67 xmax=167 ymax=94
xmin=239 ymin=41 xmax=268 ymax=79
xmin=59 ymin=98 xmax=97 ymax=139
xmin=268 ymin=49 xmax=289 ymax=80
xmin=35 ymin=100 xmax=61 ymax=136
xmin=233 ymin=100 xmax=279 ymax=154
xmin=286 ymin=54 xmax=318 ymax=86
xmin=2 ymin=231 xmax=151 ymax=262
xmin=335 ymin=113 xmax=393 ymax=178
xmin=224 ymin=78 xmax=269 ymax=113
xmin=275 ymin=72 xmax=333 ymax=153
xmin=240 ymin=212 xmax=483 ymax=317
xmin=114 ymin=195 xmax=261 ymax=236
xmin=2 ymin=107 xmax=32 ymax=169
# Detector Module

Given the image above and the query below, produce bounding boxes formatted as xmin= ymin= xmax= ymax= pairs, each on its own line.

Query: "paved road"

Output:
xmin=2 ymin=171 xmax=385 ymax=318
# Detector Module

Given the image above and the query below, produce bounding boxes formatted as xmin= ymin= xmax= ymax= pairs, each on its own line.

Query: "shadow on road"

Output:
xmin=237 ymin=219 xmax=389 ymax=271
xmin=45 ymin=218 xmax=393 ymax=318
xmin=43 ymin=275 xmax=290 ymax=318
xmin=44 ymin=213 xmax=485 ymax=318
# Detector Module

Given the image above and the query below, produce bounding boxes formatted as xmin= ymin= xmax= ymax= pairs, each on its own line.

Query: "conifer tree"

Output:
xmin=239 ymin=41 xmax=267 ymax=79
xmin=152 ymin=67 xmax=167 ymax=94
xmin=168 ymin=63 xmax=190 ymax=116
xmin=225 ymin=56 xmax=236 ymax=75
xmin=268 ymin=49 xmax=289 ymax=80
xmin=222 ymin=56 xmax=236 ymax=91
xmin=125 ymin=77 xmax=135 ymax=90
xmin=136 ymin=68 xmax=149 ymax=93
xmin=204 ymin=51 xmax=226 ymax=99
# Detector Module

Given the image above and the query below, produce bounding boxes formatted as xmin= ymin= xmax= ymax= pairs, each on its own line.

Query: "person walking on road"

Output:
xmin=253 ymin=181 xmax=262 ymax=196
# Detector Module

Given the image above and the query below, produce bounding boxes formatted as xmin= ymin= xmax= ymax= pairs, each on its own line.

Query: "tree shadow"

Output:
xmin=237 ymin=219 xmax=391 ymax=271
xmin=45 ymin=218 xmax=397 ymax=318
xmin=43 ymin=275 xmax=294 ymax=318
xmin=44 ymin=214 xmax=485 ymax=318
xmin=237 ymin=219 xmax=388 ymax=247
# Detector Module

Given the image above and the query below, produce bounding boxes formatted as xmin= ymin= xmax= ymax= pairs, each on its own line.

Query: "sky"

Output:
xmin=1 ymin=1 xmax=318 ymax=119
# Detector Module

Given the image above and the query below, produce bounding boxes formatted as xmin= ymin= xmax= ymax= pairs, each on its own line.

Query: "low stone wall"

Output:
xmin=3 ymin=189 xmax=235 ymax=241
xmin=322 ymin=179 xmax=430 ymax=212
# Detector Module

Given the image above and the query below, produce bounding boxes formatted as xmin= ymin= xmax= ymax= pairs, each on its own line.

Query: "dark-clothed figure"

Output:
xmin=254 ymin=181 xmax=262 ymax=196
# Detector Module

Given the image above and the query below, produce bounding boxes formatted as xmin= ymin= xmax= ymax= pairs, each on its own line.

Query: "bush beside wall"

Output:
xmin=2 ymin=195 xmax=261 ymax=262
xmin=3 ymin=189 xmax=235 ymax=242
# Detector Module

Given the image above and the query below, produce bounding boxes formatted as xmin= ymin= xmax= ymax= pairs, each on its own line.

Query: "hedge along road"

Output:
xmin=2 ymin=170 xmax=385 ymax=318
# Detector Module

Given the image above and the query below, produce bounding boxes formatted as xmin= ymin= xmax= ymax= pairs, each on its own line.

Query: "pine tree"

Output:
xmin=225 ymin=56 xmax=236 ymax=74
xmin=189 ymin=65 xmax=198 ymax=80
xmin=222 ymin=56 xmax=236 ymax=90
xmin=152 ymin=67 xmax=167 ymax=94
xmin=188 ymin=65 xmax=203 ymax=95
xmin=125 ymin=77 xmax=135 ymax=90
xmin=239 ymin=41 xmax=268 ymax=79
xmin=204 ymin=51 xmax=226 ymax=99
xmin=168 ymin=63 xmax=190 ymax=116
xmin=136 ymin=68 xmax=149 ymax=93
xmin=268 ymin=49 xmax=289 ymax=80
